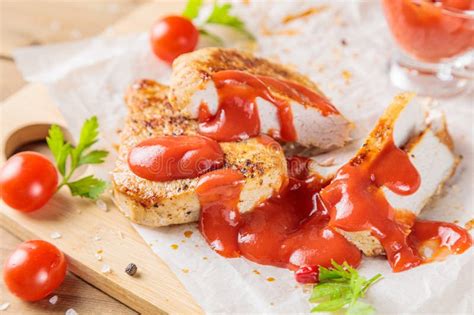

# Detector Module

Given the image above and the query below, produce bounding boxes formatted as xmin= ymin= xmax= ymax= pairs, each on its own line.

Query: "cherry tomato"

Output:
xmin=150 ymin=15 xmax=199 ymax=64
xmin=3 ymin=240 xmax=67 ymax=301
xmin=0 ymin=151 xmax=58 ymax=212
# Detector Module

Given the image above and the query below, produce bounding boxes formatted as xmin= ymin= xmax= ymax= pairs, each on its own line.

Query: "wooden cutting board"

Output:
xmin=0 ymin=1 xmax=203 ymax=314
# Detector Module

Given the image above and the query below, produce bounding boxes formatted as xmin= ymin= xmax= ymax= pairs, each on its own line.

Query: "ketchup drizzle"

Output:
xmin=197 ymin=136 xmax=471 ymax=275
xmin=128 ymin=73 xmax=472 ymax=278
xmin=128 ymin=135 xmax=224 ymax=181
xmin=197 ymin=156 xmax=362 ymax=272
xmin=198 ymin=70 xmax=339 ymax=142
xmin=320 ymin=137 xmax=472 ymax=272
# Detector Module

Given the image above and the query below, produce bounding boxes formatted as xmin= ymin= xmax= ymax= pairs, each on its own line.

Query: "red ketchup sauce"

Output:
xmin=410 ymin=220 xmax=472 ymax=262
xmin=196 ymin=156 xmax=362 ymax=273
xmin=198 ymin=70 xmax=340 ymax=142
xmin=196 ymin=133 xmax=471 ymax=276
xmin=128 ymin=135 xmax=224 ymax=181
xmin=320 ymin=137 xmax=472 ymax=272
xmin=382 ymin=0 xmax=474 ymax=62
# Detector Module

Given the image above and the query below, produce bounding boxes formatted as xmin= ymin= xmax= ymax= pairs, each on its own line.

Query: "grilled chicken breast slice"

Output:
xmin=317 ymin=94 xmax=458 ymax=256
xmin=112 ymin=80 xmax=287 ymax=227
xmin=309 ymin=94 xmax=426 ymax=181
xmin=169 ymin=47 xmax=351 ymax=149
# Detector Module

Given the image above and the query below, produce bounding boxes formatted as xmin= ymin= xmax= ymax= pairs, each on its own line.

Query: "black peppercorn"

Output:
xmin=125 ymin=263 xmax=137 ymax=276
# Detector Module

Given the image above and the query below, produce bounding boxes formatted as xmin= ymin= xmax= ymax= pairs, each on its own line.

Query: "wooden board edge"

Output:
xmin=0 ymin=1 xmax=206 ymax=313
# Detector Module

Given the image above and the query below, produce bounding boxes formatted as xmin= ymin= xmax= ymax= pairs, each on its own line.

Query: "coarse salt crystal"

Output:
xmin=93 ymin=235 xmax=101 ymax=241
xmin=95 ymin=253 xmax=103 ymax=261
xmin=50 ymin=231 xmax=62 ymax=239
xmin=49 ymin=295 xmax=58 ymax=305
xmin=65 ymin=308 xmax=78 ymax=315
xmin=0 ymin=302 xmax=10 ymax=311
xmin=101 ymin=264 xmax=111 ymax=273
xmin=96 ymin=199 xmax=108 ymax=212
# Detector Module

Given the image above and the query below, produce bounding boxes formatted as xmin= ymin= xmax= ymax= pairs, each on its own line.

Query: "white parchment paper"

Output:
xmin=13 ymin=1 xmax=473 ymax=314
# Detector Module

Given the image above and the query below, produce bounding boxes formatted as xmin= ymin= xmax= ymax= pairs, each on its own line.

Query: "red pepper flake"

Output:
xmin=182 ymin=268 xmax=189 ymax=273
xmin=295 ymin=266 xmax=319 ymax=284
xmin=252 ymin=269 xmax=261 ymax=275
xmin=266 ymin=277 xmax=276 ymax=282
xmin=184 ymin=230 xmax=193 ymax=238
xmin=171 ymin=244 xmax=179 ymax=250
xmin=281 ymin=6 xmax=328 ymax=24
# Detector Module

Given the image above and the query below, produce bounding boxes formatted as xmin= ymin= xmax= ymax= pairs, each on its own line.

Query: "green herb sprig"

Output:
xmin=46 ymin=116 xmax=108 ymax=200
xmin=310 ymin=261 xmax=382 ymax=315
xmin=183 ymin=0 xmax=255 ymax=44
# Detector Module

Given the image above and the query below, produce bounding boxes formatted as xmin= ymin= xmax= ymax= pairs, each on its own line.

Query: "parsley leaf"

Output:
xmin=46 ymin=125 xmax=65 ymax=160
xmin=310 ymin=283 xmax=351 ymax=301
xmin=46 ymin=125 xmax=71 ymax=176
xmin=67 ymin=175 xmax=107 ymax=200
xmin=311 ymin=296 xmax=351 ymax=313
xmin=183 ymin=0 xmax=203 ymax=20
xmin=309 ymin=261 xmax=382 ymax=315
xmin=347 ymin=301 xmax=375 ymax=315
xmin=199 ymin=29 xmax=224 ymax=45
xmin=205 ymin=2 xmax=255 ymax=40
xmin=182 ymin=0 xmax=255 ymax=44
xmin=79 ymin=150 xmax=109 ymax=166
xmin=47 ymin=116 xmax=109 ymax=200
xmin=71 ymin=116 xmax=100 ymax=169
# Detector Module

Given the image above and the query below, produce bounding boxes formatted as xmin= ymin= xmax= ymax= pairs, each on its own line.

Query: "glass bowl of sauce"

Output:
xmin=382 ymin=0 xmax=474 ymax=96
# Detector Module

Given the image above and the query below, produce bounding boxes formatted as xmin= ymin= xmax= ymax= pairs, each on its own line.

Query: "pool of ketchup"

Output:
xmin=197 ymin=136 xmax=472 ymax=276
xmin=382 ymin=0 xmax=474 ymax=62
xmin=127 ymin=77 xmax=472 ymax=278
xmin=320 ymin=136 xmax=472 ymax=272
xmin=128 ymin=135 xmax=224 ymax=181
xmin=196 ymin=155 xmax=362 ymax=272
xmin=198 ymin=70 xmax=340 ymax=142
xmin=410 ymin=220 xmax=473 ymax=262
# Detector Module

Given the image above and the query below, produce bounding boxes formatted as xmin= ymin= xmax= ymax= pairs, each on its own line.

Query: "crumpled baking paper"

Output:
xmin=13 ymin=1 xmax=473 ymax=313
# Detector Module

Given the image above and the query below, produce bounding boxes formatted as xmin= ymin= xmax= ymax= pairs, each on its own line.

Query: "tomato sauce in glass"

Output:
xmin=383 ymin=0 xmax=474 ymax=62
xmin=198 ymin=70 xmax=339 ymax=142
xmin=128 ymin=135 xmax=224 ymax=181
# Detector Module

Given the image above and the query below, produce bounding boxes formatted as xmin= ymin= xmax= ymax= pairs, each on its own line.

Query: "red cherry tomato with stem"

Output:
xmin=3 ymin=240 xmax=67 ymax=301
xmin=150 ymin=15 xmax=199 ymax=64
xmin=0 ymin=151 xmax=58 ymax=212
